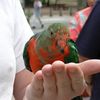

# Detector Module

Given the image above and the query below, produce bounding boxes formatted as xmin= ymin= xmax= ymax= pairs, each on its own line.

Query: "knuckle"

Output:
xmin=46 ymin=85 xmax=56 ymax=92
xmin=74 ymin=85 xmax=85 ymax=95
xmin=60 ymin=81 xmax=68 ymax=89
xmin=72 ymin=79 xmax=86 ymax=95
xmin=34 ymin=86 xmax=43 ymax=92
xmin=33 ymin=85 xmax=43 ymax=96
xmin=45 ymin=85 xmax=56 ymax=97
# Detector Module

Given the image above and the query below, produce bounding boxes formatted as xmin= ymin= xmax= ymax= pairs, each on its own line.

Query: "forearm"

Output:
xmin=14 ymin=88 xmax=26 ymax=100
xmin=14 ymin=69 xmax=34 ymax=100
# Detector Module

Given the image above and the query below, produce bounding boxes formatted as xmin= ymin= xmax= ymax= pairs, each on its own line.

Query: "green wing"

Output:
xmin=64 ymin=39 xmax=79 ymax=63
xmin=23 ymin=41 xmax=32 ymax=71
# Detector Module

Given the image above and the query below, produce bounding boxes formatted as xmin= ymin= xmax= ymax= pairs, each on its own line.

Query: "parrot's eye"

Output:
xmin=61 ymin=49 xmax=64 ymax=53
xmin=51 ymin=32 xmax=53 ymax=35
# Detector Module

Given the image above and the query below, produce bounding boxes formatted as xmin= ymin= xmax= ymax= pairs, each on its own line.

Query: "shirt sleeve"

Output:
xmin=76 ymin=2 xmax=100 ymax=59
xmin=13 ymin=0 xmax=34 ymax=73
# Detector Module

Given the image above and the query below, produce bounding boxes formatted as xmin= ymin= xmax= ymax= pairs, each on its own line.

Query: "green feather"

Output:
xmin=23 ymin=39 xmax=32 ymax=71
xmin=64 ymin=39 xmax=79 ymax=63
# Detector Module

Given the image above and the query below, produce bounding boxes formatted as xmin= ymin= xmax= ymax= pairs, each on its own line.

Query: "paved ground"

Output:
xmin=29 ymin=15 xmax=73 ymax=34
xmin=25 ymin=5 xmax=78 ymax=16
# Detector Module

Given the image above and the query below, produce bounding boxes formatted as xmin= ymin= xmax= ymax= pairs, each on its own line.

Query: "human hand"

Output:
xmin=24 ymin=61 xmax=86 ymax=100
xmin=79 ymin=60 xmax=100 ymax=97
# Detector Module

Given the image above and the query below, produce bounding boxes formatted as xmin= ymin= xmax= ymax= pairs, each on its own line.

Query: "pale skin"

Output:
xmin=13 ymin=59 xmax=100 ymax=100
xmin=79 ymin=56 xmax=92 ymax=96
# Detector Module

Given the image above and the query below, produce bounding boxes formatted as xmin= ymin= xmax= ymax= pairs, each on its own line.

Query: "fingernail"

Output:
xmin=37 ymin=75 xmax=43 ymax=80
xmin=45 ymin=69 xmax=53 ymax=76
xmin=53 ymin=66 xmax=63 ymax=73
xmin=43 ymin=67 xmax=53 ymax=76
xmin=35 ymin=71 xmax=43 ymax=80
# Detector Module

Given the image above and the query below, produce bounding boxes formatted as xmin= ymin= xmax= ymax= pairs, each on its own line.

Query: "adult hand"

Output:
xmin=78 ymin=59 xmax=100 ymax=96
xmin=24 ymin=61 xmax=86 ymax=100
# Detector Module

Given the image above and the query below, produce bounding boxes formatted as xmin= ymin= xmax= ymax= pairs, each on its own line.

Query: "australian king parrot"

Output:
xmin=23 ymin=23 xmax=83 ymax=100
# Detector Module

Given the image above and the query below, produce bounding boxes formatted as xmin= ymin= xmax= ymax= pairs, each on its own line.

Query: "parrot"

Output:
xmin=23 ymin=23 xmax=83 ymax=100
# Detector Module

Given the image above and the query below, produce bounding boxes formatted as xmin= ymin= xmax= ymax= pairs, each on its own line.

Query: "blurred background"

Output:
xmin=20 ymin=0 xmax=87 ymax=34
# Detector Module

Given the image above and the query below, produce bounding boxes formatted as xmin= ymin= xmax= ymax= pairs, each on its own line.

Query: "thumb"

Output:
xmin=79 ymin=59 xmax=100 ymax=76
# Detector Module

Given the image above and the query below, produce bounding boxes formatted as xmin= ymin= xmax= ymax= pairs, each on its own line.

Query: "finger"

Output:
xmin=30 ymin=71 xmax=44 ymax=99
xmin=42 ymin=64 xmax=57 ymax=99
xmin=80 ymin=60 xmax=100 ymax=76
xmin=67 ymin=63 xmax=86 ymax=96
xmin=52 ymin=61 xmax=72 ymax=100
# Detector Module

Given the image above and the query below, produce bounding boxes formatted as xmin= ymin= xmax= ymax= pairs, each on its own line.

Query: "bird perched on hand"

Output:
xmin=23 ymin=23 xmax=79 ymax=73
xmin=23 ymin=23 xmax=82 ymax=100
